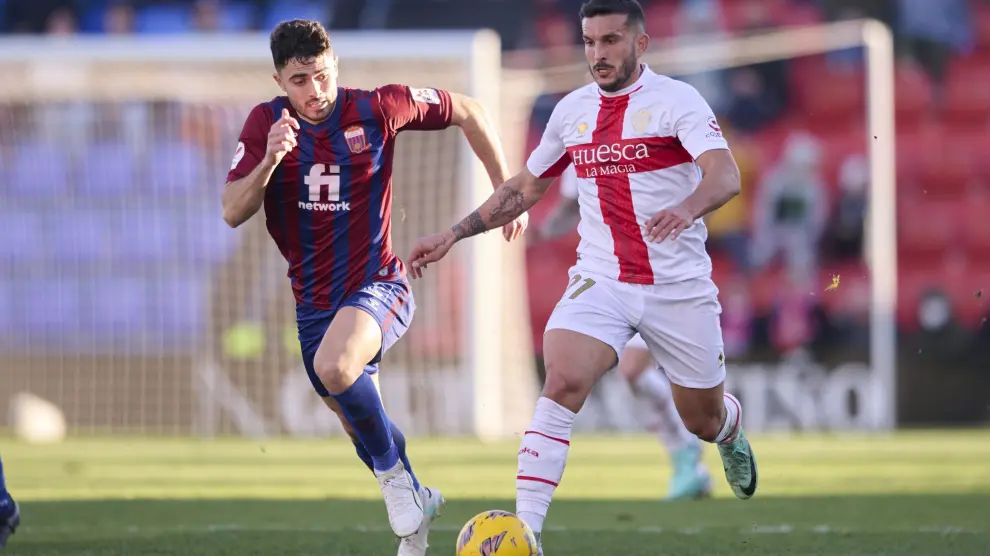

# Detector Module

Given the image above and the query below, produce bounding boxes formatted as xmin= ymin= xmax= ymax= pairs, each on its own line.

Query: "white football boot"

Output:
xmin=375 ymin=461 xmax=424 ymax=538
xmin=397 ymin=486 xmax=445 ymax=555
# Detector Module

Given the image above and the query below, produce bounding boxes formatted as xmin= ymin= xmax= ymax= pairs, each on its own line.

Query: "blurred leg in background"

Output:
xmin=0 ymin=454 xmax=19 ymax=548
xmin=620 ymin=336 xmax=712 ymax=501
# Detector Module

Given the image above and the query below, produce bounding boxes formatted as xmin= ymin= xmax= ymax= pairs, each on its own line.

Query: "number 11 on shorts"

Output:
xmin=563 ymin=274 xmax=596 ymax=300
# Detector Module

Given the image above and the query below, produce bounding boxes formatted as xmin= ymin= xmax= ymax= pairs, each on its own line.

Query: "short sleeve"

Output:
xmin=670 ymin=82 xmax=730 ymax=160
xmin=376 ymin=84 xmax=453 ymax=134
xmin=226 ymin=103 xmax=273 ymax=183
xmin=558 ymin=164 xmax=578 ymax=200
xmin=525 ymin=101 xmax=571 ymax=179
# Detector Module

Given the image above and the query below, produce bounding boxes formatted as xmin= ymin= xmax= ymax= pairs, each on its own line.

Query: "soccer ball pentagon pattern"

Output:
xmin=456 ymin=510 xmax=539 ymax=556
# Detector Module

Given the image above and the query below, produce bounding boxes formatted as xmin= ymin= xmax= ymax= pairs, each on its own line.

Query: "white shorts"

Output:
xmin=545 ymin=266 xmax=726 ymax=389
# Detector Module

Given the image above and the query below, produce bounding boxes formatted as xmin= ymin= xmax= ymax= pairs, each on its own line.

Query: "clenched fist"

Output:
xmin=265 ymin=108 xmax=299 ymax=166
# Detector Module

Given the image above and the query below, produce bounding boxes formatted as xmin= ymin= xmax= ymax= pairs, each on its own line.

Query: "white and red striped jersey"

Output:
xmin=528 ymin=65 xmax=729 ymax=285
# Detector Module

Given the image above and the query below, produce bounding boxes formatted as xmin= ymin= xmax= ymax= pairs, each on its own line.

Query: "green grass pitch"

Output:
xmin=2 ymin=430 xmax=989 ymax=555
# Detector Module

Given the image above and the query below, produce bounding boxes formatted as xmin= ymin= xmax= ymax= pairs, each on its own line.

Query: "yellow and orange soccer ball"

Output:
xmin=455 ymin=510 xmax=539 ymax=556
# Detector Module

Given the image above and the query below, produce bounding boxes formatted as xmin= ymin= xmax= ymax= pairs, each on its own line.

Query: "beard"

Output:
xmin=591 ymin=52 xmax=640 ymax=92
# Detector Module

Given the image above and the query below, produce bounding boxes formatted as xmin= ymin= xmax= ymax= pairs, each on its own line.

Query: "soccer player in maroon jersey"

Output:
xmin=222 ymin=19 xmax=526 ymax=554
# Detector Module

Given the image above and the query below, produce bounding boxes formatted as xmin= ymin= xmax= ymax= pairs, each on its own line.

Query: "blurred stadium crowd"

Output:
xmin=2 ymin=0 xmax=989 ymax=376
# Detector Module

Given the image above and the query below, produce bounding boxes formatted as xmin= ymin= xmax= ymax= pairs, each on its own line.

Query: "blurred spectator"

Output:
xmin=193 ymin=0 xmax=222 ymax=32
xmin=45 ymin=6 xmax=76 ymax=35
xmin=723 ymin=66 xmax=781 ymax=133
xmin=536 ymin=9 xmax=580 ymax=68
xmin=720 ymin=277 xmax=754 ymax=358
xmin=897 ymin=0 xmax=974 ymax=98
xmin=823 ymin=153 xmax=868 ymax=262
xmin=750 ymin=131 xmax=829 ymax=282
xmin=670 ymin=0 xmax=729 ymax=113
xmin=770 ymin=271 xmax=817 ymax=354
xmin=731 ymin=0 xmax=790 ymax=114
xmin=826 ymin=272 xmax=871 ymax=352
xmin=705 ymin=127 xmax=758 ymax=273
xmin=104 ymin=2 xmax=134 ymax=34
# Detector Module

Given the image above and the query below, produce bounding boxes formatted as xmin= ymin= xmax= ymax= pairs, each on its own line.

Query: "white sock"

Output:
xmin=516 ymin=397 xmax=575 ymax=534
xmin=632 ymin=368 xmax=699 ymax=454
xmin=715 ymin=393 xmax=742 ymax=444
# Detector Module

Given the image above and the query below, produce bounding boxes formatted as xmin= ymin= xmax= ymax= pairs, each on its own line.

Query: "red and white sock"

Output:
xmin=516 ymin=397 xmax=575 ymax=534
xmin=632 ymin=367 xmax=698 ymax=454
xmin=715 ymin=393 xmax=742 ymax=444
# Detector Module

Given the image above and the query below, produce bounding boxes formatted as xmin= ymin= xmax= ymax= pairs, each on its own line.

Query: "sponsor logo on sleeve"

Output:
xmin=230 ymin=141 xmax=245 ymax=170
xmin=410 ymin=87 xmax=441 ymax=105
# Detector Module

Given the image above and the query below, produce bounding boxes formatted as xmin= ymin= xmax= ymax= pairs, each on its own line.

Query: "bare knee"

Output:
xmin=540 ymin=329 xmax=618 ymax=413
xmin=681 ymin=412 xmax=722 ymax=442
xmin=542 ymin=372 xmax=587 ymax=412
xmin=314 ymin=356 xmax=363 ymax=395
xmin=313 ymin=307 xmax=383 ymax=395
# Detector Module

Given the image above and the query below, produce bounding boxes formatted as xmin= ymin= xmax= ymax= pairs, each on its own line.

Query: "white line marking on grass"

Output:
xmin=21 ymin=524 xmax=987 ymax=536
xmin=752 ymin=525 xmax=795 ymax=534
xmin=811 ymin=525 xmax=833 ymax=534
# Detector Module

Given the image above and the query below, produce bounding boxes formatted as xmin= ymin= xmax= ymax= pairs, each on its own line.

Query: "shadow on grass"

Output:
xmin=10 ymin=494 xmax=990 ymax=556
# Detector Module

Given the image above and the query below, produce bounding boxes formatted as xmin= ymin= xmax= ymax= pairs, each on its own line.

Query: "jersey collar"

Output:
xmin=599 ymin=64 xmax=651 ymax=98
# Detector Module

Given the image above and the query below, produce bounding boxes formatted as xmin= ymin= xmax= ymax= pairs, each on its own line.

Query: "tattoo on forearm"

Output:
xmin=450 ymin=187 xmax=528 ymax=241
xmin=489 ymin=187 xmax=527 ymax=224
xmin=451 ymin=210 xmax=487 ymax=240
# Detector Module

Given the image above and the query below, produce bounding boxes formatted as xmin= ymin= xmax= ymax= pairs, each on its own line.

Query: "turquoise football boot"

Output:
xmin=717 ymin=428 xmax=758 ymax=499
xmin=665 ymin=444 xmax=713 ymax=501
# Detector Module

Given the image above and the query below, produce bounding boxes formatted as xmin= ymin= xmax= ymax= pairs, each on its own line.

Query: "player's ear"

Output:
xmin=635 ymin=32 xmax=649 ymax=57
xmin=272 ymin=71 xmax=286 ymax=92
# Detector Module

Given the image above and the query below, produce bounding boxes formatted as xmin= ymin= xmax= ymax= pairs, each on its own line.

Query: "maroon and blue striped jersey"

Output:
xmin=227 ymin=85 xmax=453 ymax=310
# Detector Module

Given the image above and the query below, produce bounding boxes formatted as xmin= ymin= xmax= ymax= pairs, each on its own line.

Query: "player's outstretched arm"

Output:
xmin=407 ymin=168 xmax=554 ymax=278
xmin=644 ymin=149 xmax=741 ymax=242
xmin=222 ymin=108 xmax=299 ymax=228
xmin=448 ymin=92 xmax=527 ymax=242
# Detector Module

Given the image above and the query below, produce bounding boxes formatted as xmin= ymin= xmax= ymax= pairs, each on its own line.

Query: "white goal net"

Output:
xmin=0 ymin=31 xmax=537 ymax=440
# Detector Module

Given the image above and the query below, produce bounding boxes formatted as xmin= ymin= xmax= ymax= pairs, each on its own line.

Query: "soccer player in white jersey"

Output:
xmin=530 ymin=164 xmax=712 ymax=501
xmin=408 ymin=0 xmax=757 ymax=550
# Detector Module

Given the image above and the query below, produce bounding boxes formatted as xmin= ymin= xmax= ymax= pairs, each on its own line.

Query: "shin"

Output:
xmin=517 ymin=329 xmax=617 ymax=534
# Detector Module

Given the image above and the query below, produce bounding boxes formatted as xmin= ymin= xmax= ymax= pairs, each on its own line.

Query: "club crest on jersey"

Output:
xmin=344 ymin=126 xmax=370 ymax=154
xmin=577 ymin=122 xmax=588 ymax=135
xmin=631 ymin=109 xmax=652 ymax=134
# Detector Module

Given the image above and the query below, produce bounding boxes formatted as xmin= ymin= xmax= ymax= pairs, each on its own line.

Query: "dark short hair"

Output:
xmin=269 ymin=19 xmax=332 ymax=71
xmin=579 ymin=0 xmax=646 ymax=28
